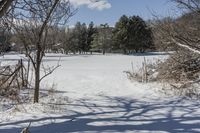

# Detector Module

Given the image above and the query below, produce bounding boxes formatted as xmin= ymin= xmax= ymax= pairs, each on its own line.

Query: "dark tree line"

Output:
xmin=60 ymin=21 xmax=97 ymax=54
xmin=4 ymin=10 xmax=154 ymax=55
xmin=4 ymin=15 xmax=154 ymax=55
xmin=59 ymin=15 xmax=154 ymax=55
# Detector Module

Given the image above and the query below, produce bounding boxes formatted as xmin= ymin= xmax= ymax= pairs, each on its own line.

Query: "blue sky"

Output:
xmin=68 ymin=0 xmax=180 ymax=26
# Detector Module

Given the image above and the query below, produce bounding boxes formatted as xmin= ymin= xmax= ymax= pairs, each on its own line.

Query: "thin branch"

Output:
xmin=39 ymin=65 xmax=60 ymax=82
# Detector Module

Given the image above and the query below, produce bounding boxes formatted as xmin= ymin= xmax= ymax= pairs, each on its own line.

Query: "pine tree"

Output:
xmin=128 ymin=16 xmax=153 ymax=53
xmin=113 ymin=15 xmax=154 ymax=54
xmin=86 ymin=22 xmax=96 ymax=53
xmin=73 ymin=22 xmax=82 ymax=53
xmin=113 ymin=15 xmax=129 ymax=54
xmin=80 ymin=23 xmax=87 ymax=53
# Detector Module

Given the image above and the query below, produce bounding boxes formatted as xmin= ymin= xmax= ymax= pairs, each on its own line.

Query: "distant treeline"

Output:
xmin=1 ymin=15 xmax=155 ymax=54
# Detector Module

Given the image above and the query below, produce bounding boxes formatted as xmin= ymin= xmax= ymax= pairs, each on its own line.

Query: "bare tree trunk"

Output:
xmin=102 ymin=49 xmax=105 ymax=55
xmin=123 ymin=48 xmax=127 ymax=55
xmin=34 ymin=49 xmax=41 ymax=103
xmin=34 ymin=67 xmax=40 ymax=103
xmin=20 ymin=59 xmax=25 ymax=87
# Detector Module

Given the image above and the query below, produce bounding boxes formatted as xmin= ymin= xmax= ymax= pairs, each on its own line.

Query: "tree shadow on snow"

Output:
xmin=128 ymin=52 xmax=171 ymax=56
xmin=1 ymin=96 xmax=200 ymax=133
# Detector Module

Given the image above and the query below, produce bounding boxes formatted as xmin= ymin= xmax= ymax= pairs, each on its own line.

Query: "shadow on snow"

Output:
xmin=0 ymin=96 xmax=200 ymax=133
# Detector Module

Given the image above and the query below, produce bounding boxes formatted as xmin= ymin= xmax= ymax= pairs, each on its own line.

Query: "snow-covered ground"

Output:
xmin=1 ymin=53 xmax=200 ymax=133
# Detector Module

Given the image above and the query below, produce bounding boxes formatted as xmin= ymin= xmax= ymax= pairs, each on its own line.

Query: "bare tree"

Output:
xmin=6 ymin=0 xmax=75 ymax=103
xmin=153 ymin=0 xmax=200 ymax=54
xmin=170 ymin=0 xmax=200 ymax=54
xmin=173 ymin=0 xmax=200 ymax=13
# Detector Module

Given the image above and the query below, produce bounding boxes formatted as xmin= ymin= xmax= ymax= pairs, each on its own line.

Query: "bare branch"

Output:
xmin=39 ymin=65 xmax=60 ymax=82
xmin=171 ymin=38 xmax=200 ymax=55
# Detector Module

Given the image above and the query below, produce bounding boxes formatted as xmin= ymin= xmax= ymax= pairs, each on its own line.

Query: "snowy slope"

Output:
xmin=1 ymin=53 xmax=200 ymax=133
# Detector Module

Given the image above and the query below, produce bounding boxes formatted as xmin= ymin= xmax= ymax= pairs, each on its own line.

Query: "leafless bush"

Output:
xmin=125 ymin=57 xmax=161 ymax=83
xmin=160 ymin=80 xmax=200 ymax=99
xmin=0 ymin=59 xmax=30 ymax=103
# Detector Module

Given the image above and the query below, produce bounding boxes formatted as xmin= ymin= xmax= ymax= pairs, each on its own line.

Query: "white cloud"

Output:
xmin=69 ymin=0 xmax=111 ymax=11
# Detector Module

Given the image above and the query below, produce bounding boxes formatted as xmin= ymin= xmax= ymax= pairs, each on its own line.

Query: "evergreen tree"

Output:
xmin=73 ymin=22 xmax=82 ymax=53
xmin=86 ymin=21 xmax=96 ymax=53
xmin=73 ymin=22 xmax=88 ymax=54
xmin=113 ymin=15 xmax=129 ymax=54
xmin=128 ymin=16 xmax=153 ymax=53
xmin=80 ymin=23 xmax=87 ymax=53
xmin=113 ymin=15 xmax=154 ymax=53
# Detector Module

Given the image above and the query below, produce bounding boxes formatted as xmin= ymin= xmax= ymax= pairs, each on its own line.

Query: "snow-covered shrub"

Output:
xmin=157 ymin=51 xmax=200 ymax=82
xmin=156 ymin=51 xmax=200 ymax=98
xmin=125 ymin=58 xmax=160 ymax=83
xmin=151 ymin=8 xmax=200 ymax=98
xmin=0 ymin=65 xmax=20 ymax=101
xmin=0 ymin=59 xmax=30 ymax=102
